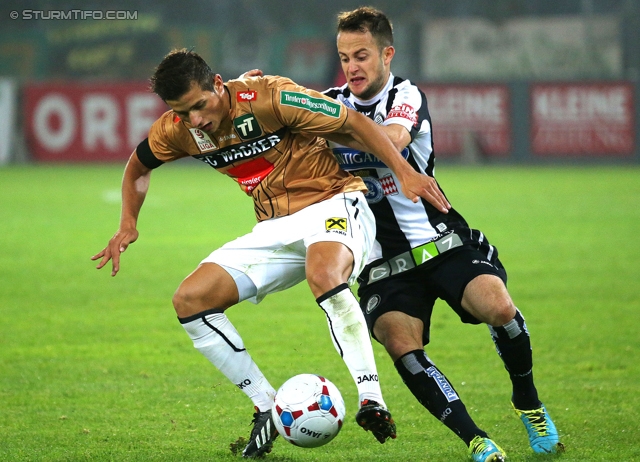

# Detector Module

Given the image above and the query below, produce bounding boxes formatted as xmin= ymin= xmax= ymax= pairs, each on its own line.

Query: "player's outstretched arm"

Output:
xmin=91 ymin=152 xmax=152 ymax=276
xmin=329 ymin=109 xmax=451 ymax=213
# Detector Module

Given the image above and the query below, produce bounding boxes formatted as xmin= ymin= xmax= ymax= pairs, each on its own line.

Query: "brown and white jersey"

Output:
xmin=136 ymin=75 xmax=365 ymax=222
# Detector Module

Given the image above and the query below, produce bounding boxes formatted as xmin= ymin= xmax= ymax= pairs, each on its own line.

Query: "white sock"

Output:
xmin=180 ymin=310 xmax=276 ymax=412
xmin=317 ymin=284 xmax=385 ymax=408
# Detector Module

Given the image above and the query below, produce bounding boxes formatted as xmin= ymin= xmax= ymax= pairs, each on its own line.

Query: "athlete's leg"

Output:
xmin=461 ymin=274 xmax=540 ymax=409
xmin=306 ymin=241 xmax=384 ymax=405
xmin=305 ymin=196 xmax=396 ymax=442
xmin=446 ymin=254 xmax=560 ymax=453
xmin=374 ymin=311 xmax=490 ymax=445
xmin=174 ymin=263 xmax=276 ymax=412
xmin=461 ymin=274 xmax=562 ymax=453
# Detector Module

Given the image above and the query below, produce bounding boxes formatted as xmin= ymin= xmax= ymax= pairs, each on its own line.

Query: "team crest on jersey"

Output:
xmin=387 ymin=103 xmax=419 ymax=127
xmin=361 ymin=174 xmax=398 ymax=204
xmin=233 ymin=114 xmax=263 ymax=140
xmin=237 ymin=90 xmax=257 ymax=102
xmin=189 ymin=128 xmax=217 ymax=152
xmin=325 ymin=217 xmax=347 ymax=235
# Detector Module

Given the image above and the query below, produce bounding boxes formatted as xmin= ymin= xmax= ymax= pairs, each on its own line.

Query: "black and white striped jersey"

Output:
xmin=324 ymin=74 xmax=495 ymax=280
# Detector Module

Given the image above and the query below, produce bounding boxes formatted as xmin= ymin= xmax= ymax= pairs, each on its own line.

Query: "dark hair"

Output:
xmin=336 ymin=7 xmax=393 ymax=50
xmin=150 ymin=48 xmax=214 ymax=101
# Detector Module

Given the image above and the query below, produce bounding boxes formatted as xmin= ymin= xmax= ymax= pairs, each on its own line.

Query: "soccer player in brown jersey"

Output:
xmin=92 ymin=49 xmax=451 ymax=458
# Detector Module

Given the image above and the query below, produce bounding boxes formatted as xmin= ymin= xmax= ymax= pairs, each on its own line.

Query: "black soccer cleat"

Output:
xmin=355 ymin=399 xmax=397 ymax=444
xmin=242 ymin=407 xmax=279 ymax=458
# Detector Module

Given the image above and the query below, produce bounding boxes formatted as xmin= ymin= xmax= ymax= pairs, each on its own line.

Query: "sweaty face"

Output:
xmin=165 ymin=76 xmax=229 ymax=135
xmin=337 ymin=30 xmax=393 ymax=101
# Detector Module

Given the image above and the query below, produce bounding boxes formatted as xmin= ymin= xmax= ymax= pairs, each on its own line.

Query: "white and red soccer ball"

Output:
xmin=271 ymin=374 xmax=345 ymax=448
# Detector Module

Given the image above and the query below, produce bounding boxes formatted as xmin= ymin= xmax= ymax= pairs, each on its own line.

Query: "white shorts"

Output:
xmin=201 ymin=191 xmax=375 ymax=304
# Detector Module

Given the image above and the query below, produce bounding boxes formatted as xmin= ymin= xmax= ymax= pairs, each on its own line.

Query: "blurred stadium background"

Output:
xmin=1 ymin=0 xmax=639 ymax=165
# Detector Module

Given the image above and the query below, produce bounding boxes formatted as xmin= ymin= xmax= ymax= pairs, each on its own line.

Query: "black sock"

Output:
xmin=489 ymin=309 xmax=541 ymax=410
xmin=395 ymin=349 xmax=488 ymax=445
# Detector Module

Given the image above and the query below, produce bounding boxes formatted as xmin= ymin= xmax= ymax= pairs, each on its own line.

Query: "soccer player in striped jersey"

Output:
xmin=325 ymin=7 xmax=563 ymax=461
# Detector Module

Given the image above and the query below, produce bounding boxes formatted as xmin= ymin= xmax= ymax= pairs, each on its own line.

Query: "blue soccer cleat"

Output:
xmin=468 ymin=435 xmax=507 ymax=462
xmin=513 ymin=403 xmax=563 ymax=453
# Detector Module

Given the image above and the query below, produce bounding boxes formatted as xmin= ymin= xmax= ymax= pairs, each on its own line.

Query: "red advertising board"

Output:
xmin=24 ymin=82 xmax=168 ymax=162
xmin=531 ymin=83 xmax=635 ymax=156
xmin=419 ymin=84 xmax=511 ymax=157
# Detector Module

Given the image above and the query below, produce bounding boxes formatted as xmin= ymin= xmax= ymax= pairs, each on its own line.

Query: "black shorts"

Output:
xmin=358 ymin=247 xmax=507 ymax=346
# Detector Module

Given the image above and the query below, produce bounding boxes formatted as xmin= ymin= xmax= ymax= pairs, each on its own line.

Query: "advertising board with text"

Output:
xmin=419 ymin=84 xmax=511 ymax=157
xmin=25 ymin=82 xmax=168 ymax=162
xmin=531 ymin=83 xmax=635 ymax=156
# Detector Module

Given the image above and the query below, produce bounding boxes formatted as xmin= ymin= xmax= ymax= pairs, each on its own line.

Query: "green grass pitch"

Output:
xmin=1 ymin=163 xmax=638 ymax=461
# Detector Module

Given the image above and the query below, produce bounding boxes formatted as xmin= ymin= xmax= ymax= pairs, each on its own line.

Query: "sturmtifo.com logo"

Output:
xmin=10 ymin=10 xmax=138 ymax=20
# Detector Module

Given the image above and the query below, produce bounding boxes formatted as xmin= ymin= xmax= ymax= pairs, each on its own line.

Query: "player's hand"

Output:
xmin=401 ymin=171 xmax=451 ymax=213
xmin=239 ymin=69 xmax=264 ymax=79
xmin=91 ymin=227 xmax=139 ymax=277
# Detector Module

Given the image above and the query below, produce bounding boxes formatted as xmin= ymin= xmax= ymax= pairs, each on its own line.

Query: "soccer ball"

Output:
xmin=271 ymin=374 xmax=345 ymax=448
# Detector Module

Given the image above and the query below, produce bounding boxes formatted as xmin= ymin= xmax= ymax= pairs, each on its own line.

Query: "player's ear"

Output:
xmin=383 ymin=46 xmax=395 ymax=65
xmin=213 ymin=74 xmax=224 ymax=94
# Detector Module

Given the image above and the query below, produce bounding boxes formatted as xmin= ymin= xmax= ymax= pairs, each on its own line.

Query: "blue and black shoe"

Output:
xmin=513 ymin=402 xmax=564 ymax=453
xmin=468 ymin=435 xmax=507 ymax=461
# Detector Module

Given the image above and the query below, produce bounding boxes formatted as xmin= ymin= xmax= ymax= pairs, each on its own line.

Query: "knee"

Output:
xmin=172 ymin=283 xmax=201 ymax=318
xmin=463 ymin=276 xmax=517 ymax=326
xmin=307 ymin=268 xmax=346 ymax=298
xmin=373 ymin=316 xmax=424 ymax=362
xmin=172 ymin=279 xmax=234 ymax=318
xmin=485 ymin=297 xmax=517 ymax=326
xmin=172 ymin=264 xmax=239 ymax=318
xmin=306 ymin=242 xmax=353 ymax=297
xmin=383 ymin=337 xmax=417 ymax=362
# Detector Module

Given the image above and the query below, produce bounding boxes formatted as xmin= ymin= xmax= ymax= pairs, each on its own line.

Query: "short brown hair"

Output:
xmin=150 ymin=48 xmax=214 ymax=101
xmin=336 ymin=7 xmax=393 ymax=50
